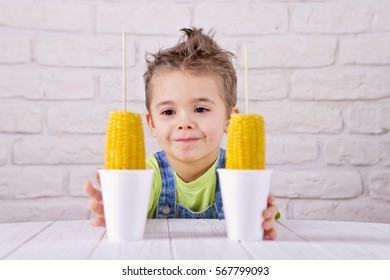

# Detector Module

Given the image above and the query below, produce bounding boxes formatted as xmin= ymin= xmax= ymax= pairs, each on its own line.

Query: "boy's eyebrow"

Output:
xmin=155 ymin=100 xmax=174 ymax=109
xmin=194 ymin=97 xmax=215 ymax=104
xmin=155 ymin=98 xmax=215 ymax=109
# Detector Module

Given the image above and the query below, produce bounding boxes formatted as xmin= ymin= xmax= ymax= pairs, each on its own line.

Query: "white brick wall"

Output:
xmin=1 ymin=0 xmax=390 ymax=223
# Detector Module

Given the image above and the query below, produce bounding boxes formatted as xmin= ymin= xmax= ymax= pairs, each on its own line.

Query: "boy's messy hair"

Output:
xmin=143 ymin=27 xmax=237 ymax=114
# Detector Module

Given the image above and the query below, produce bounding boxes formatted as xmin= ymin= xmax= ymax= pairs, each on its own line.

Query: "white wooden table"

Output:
xmin=1 ymin=219 xmax=390 ymax=260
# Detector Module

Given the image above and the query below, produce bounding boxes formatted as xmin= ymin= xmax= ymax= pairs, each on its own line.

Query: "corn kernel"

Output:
xmin=226 ymin=114 xmax=265 ymax=170
xmin=105 ymin=111 xmax=146 ymax=169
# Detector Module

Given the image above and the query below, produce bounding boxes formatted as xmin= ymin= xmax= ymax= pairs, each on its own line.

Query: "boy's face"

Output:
xmin=146 ymin=70 xmax=237 ymax=165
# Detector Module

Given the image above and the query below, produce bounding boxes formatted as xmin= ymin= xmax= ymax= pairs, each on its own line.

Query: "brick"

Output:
xmin=0 ymin=167 xmax=63 ymax=199
xmin=100 ymin=68 xmax=145 ymax=102
xmin=288 ymin=1 xmax=390 ymax=34
xmin=292 ymin=2 xmax=374 ymax=33
xmin=340 ymin=35 xmax=390 ymax=65
xmin=0 ymin=67 xmax=94 ymax=100
xmin=290 ymin=198 xmax=390 ymax=223
xmin=237 ymin=71 xmax=288 ymax=100
xmin=251 ymin=103 xmax=342 ymax=134
xmin=47 ymin=103 xmax=147 ymax=134
xmin=0 ymin=1 xmax=91 ymax=31
xmin=289 ymin=199 xmax=337 ymax=221
xmin=0 ymin=105 xmax=42 ymax=133
xmin=0 ymin=138 xmax=6 ymax=165
xmin=369 ymin=171 xmax=390 ymax=200
xmin=244 ymin=36 xmax=336 ymax=68
xmin=0 ymin=67 xmax=43 ymax=99
xmin=194 ymin=3 xmax=288 ymax=35
xmin=324 ymin=138 xmax=385 ymax=166
xmin=0 ymin=198 xmax=89 ymax=223
xmin=272 ymin=170 xmax=362 ymax=199
xmin=348 ymin=106 xmax=390 ymax=134
xmin=370 ymin=1 xmax=390 ymax=32
xmin=267 ymin=137 xmax=318 ymax=164
xmin=0 ymin=33 xmax=30 ymax=63
xmin=380 ymin=141 xmax=390 ymax=167
xmin=47 ymin=105 xmax=110 ymax=134
xmin=41 ymin=69 xmax=95 ymax=100
xmin=69 ymin=167 xmax=101 ymax=197
xmin=290 ymin=67 xmax=390 ymax=100
xmin=35 ymin=34 xmax=136 ymax=67
xmin=96 ymin=3 xmax=190 ymax=34
xmin=13 ymin=136 xmax=104 ymax=165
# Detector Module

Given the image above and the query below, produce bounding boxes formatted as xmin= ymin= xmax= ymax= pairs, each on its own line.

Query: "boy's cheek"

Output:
xmin=146 ymin=125 xmax=156 ymax=137
xmin=149 ymin=127 xmax=159 ymax=138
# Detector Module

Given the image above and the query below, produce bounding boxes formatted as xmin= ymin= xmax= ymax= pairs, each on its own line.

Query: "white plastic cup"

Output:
xmin=97 ymin=169 xmax=154 ymax=242
xmin=217 ymin=169 xmax=273 ymax=241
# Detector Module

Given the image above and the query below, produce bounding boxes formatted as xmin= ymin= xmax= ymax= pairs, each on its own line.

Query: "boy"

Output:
xmin=85 ymin=27 xmax=278 ymax=240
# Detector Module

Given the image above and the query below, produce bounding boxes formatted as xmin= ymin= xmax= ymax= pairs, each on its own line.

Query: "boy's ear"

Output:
xmin=146 ymin=112 xmax=157 ymax=138
xmin=224 ymin=106 xmax=240 ymax=133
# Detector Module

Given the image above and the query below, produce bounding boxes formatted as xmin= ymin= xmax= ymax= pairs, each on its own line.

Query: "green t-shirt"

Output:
xmin=146 ymin=152 xmax=219 ymax=218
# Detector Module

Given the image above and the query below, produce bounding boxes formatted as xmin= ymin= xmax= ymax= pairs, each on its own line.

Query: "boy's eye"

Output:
xmin=161 ymin=109 xmax=174 ymax=116
xmin=194 ymin=107 xmax=209 ymax=113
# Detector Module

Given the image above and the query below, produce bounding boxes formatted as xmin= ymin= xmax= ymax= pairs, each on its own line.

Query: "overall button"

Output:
xmin=162 ymin=206 xmax=171 ymax=215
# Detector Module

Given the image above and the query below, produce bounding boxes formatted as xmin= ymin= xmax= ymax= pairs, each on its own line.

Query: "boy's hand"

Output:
xmin=84 ymin=170 xmax=106 ymax=227
xmin=262 ymin=194 xmax=278 ymax=240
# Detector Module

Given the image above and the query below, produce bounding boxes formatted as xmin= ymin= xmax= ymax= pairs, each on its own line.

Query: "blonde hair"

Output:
xmin=143 ymin=27 xmax=237 ymax=113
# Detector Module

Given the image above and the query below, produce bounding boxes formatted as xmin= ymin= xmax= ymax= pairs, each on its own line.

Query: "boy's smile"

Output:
xmin=146 ymin=70 xmax=236 ymax=181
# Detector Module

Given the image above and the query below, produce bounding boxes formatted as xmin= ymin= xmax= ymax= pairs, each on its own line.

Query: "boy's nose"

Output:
xmin=177 ymin=114 xmax=195 ymax=130
xmin=178 ymin=122 xmax=194 ymax=130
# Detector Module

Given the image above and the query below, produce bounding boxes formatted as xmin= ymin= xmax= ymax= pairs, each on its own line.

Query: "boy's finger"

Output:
xmin=262 ymin=218 xmax=275 ymax=231
xmin=84 ymin=181 xmax=103 ymax=201
xmin=90 ymin=217 xmax=106 ymax=227
xmin=87 ymin=199 xmax=104 ymax=215
xmin=95 ymin=169 xmax=101 ymax=185
xmin=263 ymin=228 xmax=277 ymax=240
xmin=263 ymin=205 xmax=278 ymax=219
xmin=267 ymin=193 xmax=275 ymax=205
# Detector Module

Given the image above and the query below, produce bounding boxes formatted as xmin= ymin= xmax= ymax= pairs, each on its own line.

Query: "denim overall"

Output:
xmin=153 ymin=148 xmax=225 ymax=219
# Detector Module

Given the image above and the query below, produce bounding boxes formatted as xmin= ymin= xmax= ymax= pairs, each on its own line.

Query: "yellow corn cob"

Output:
xmin=226 ymin=114 xmax=265 ymax=170
xmin=105 ymin=110 xmax=146 ymax=169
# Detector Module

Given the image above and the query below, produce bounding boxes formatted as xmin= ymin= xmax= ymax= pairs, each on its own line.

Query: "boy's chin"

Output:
xmin=170 ymin=149 xmax=204 ymax=162
xmin=172 ymin=148 xmax=218 ymax=164
xmin=175 ymin=152 xmax=200 ymax=163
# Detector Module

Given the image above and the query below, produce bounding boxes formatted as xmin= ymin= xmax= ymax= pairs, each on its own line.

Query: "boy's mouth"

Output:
xmin=175 ymin=138 xmax=200 ymax=144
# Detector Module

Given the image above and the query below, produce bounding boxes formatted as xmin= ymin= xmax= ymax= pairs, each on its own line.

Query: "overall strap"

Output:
xmin=154 ymin=151 xmax=176 ymax=218
xmin=214 ymin=148 xmax=226 ymax=219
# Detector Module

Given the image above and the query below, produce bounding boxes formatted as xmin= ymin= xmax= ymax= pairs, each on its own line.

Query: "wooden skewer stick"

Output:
xmin=122 ymin=30 xmax=127 ymax=111
xmin=244 ymin=45 xmax=249 ymax=115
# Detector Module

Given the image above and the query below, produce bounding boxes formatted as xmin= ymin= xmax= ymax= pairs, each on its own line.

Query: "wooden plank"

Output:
xmin=274 ymin=221 xmax=304 ymax=241
xmin=279 ymin=220 xmax=390 ymax=259
xmin=6 ymin=220 xmax=105 ymax=259
xmin=371 ymin=223 xmax=390 ymax=236
xmin=241 ymin=222 xmax=333 ymax=259
xmin=169 ymin=219 xmax=253 ymax=259
xmin=2 ymin=219 xmax=388 ymax=260
xmin=280 ymin=220 xmax=390 ymax=243
xmin=0 ymin=221 xmax=52 ymax=259
xmin=308 ymin=241 xmax=390 ymax=259
xmin=91 ymin=219 xmax=172 ymax=259
xmin=242 ymin=240 xmax=334 ymax=259
xmin=242 ymin=222 xmax=331 ymax=260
